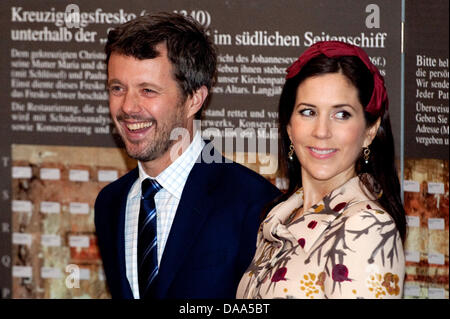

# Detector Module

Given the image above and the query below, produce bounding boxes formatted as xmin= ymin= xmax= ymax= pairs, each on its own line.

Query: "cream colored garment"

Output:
xmin=237 ymin=175 xmax=405 ymax=299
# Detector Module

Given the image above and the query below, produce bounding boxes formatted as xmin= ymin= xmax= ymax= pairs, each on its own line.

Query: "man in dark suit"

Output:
xmin=94 ymin=12 xmax=281 ymax=299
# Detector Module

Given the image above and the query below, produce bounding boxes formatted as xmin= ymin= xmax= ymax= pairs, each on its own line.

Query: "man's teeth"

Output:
xmin=311 ymin=148 xmax=335 ymax=155
xmin=127 ymin=122 xmax=153 ymax=131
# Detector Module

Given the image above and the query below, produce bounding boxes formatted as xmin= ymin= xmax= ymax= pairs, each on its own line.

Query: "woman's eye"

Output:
xmin=299 ymin=109 xmax=315 ymax=117
xmin=335 ymin=110 xmax=352 ymax=120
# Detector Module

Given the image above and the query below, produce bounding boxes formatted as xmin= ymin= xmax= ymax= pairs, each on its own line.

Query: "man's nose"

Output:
xmin=121 ymin=91 xmax=142 ymax=115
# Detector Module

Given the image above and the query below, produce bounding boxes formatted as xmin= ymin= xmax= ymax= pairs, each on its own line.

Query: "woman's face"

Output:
xmin=287 ymin=72 xmax=378 ymax=187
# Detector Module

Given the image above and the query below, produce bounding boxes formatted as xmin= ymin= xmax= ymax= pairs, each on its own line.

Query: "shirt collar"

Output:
xmin=136 ymin=131 xmax=204 ymax=199
xmin=262 ymin=174 xmax=382 ymax=253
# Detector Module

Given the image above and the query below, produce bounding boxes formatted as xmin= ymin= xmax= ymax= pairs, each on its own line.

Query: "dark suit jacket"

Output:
xmin=94 ymin=146 xmax=281 ymax=299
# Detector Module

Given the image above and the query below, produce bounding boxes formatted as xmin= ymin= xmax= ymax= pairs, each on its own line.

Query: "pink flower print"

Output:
xmin=332 ymin=264 xmax=352 ymax=282
xmin=307 ymin=220 xmax=318 ymax=229
xmin=298 ymin=238 xmax=305 ymax=248
xmin=272 ymin=267 xmax=287 ymax=282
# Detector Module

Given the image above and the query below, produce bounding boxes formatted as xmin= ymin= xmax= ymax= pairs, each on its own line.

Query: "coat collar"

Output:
xmin=262 ymin=174 xmax=380 ymax=253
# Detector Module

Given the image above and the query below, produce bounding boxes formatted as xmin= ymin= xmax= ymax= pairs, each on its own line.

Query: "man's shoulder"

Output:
xmin=193 ymin=157 xmax=280 ymax=196
xmin=223 ymin=161 xmax=270 ymax=183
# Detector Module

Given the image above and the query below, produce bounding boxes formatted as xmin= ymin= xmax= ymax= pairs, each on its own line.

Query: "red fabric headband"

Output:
xmin=286 ymin=41 xmax=388 ymax=116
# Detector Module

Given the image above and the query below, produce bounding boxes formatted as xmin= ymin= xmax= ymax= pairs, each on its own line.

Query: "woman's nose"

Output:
xmin=312 ymin=116 xmax=332 ymax=139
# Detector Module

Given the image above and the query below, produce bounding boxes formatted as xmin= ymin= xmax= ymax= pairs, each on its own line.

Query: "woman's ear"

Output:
xmin=286 ymin=121 xmax=292 ymax=142
xmin=363 ymin=117 xmax=381 ymax=147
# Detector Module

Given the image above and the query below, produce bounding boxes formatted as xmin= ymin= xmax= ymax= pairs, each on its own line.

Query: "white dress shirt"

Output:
xmin=124 ymin=131 xmax=204 ymax=298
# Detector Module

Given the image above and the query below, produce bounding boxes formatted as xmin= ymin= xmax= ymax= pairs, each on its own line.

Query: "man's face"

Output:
xmin=107 ymin=45 xmax=189 ymax=162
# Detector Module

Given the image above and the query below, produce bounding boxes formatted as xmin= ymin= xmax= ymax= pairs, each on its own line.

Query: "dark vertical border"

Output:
xmin=0 ymin=1 xmax=12 ymax=299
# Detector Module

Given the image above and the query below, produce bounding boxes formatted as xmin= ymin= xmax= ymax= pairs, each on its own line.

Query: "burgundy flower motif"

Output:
xmin=298 ymin=238 xmax=305 ymax=248
xmin=333 ymin=202 xmax=347 ymax=212
xmin=271 ymin=267 xmax=287 ymax=282
xmin=366 ymin=204 xmax=372 ymax=209
xmin=307 ymin=220 xmax=318 ymax=229
xmin=332 ymin=264 xmax=352 ymax=282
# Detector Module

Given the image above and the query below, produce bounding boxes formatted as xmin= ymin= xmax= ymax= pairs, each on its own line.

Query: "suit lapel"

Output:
xmin=155 ymin=160 xmax=222 ymax=298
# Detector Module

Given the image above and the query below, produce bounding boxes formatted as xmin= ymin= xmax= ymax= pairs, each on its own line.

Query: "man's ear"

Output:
xmin=186 ymin=86 xmax=208 ymax=119
xmin=363 ymin=117 xmax=381 ymax=147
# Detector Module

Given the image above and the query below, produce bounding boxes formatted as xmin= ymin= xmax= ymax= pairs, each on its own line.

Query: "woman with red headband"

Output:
xmin=237 ymin=41 xmax=406 ymax=299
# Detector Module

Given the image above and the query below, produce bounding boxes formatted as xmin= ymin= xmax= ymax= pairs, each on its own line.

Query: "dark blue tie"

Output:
xmin=138 ymin=178 xmax=162 ymax=299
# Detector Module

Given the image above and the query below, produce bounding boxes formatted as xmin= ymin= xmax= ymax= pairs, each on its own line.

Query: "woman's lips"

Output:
xmin=307 ymin=146 xmax=338 ymax=159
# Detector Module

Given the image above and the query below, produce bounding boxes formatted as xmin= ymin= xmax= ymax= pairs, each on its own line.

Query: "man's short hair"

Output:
xmin=105 ymin=12 xmax=217 ymax=118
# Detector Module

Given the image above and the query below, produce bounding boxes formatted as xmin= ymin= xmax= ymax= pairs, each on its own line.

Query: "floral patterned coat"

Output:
xmin=237 ymin=175 xmax=405 ymax=299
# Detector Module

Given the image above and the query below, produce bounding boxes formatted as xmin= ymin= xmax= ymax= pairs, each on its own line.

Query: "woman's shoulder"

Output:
xmin=342 ymin=200 xmax=395 ymax=226
xmin=338 ymin=200 xmax=402 ymax=257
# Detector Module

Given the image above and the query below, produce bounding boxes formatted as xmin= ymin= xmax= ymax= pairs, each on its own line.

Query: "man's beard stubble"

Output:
xmin=117 ymin=109 xmax=187 ymax=163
